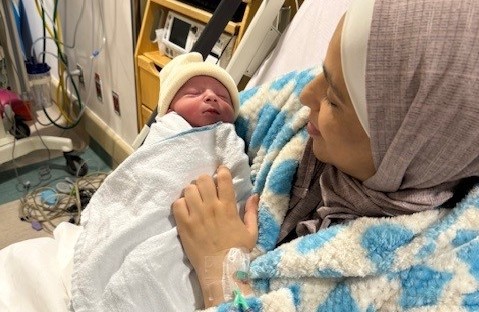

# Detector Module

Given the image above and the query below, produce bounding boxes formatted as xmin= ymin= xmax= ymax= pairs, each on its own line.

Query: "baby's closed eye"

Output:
xmin=181 ymin=88 xmax=202 ymax=96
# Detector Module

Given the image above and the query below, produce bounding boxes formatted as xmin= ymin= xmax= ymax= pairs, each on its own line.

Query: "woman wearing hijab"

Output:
xmin=173 ymin=0 xmax=479 ymax=310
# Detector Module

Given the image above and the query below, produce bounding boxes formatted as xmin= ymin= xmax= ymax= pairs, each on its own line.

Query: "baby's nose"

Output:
xmin=204 ymin=90 xmax=218 ymax=102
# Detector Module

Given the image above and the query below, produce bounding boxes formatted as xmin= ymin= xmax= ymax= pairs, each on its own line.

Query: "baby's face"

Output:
xmin=169 ymin=76 xmax=235 ymax=127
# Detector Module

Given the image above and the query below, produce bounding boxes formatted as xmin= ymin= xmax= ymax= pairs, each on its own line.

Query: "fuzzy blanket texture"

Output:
xmin=204 ymin=67 xmax=479 ymax=312
xmin=70 ymin=113 xmax=252 ymax=311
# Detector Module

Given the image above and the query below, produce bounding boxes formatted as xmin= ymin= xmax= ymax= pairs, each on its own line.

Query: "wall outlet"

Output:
xmin=112 ymin=91 xmax=120 ymax=115
xmin=95 ymin=73 xmax=103 ymax=102
xmin=76 ymin=64 xmax=84 ymax=86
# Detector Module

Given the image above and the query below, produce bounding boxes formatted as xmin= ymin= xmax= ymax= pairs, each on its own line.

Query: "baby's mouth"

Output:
xmin=204 ymin=108 xmax=220 ymax=115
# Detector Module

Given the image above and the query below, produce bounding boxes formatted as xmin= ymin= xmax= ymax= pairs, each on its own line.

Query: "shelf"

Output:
xmin=143 ymin=51 xmax=172 ymax=68
xmin=150 ymin=0 xmax=240 ymax=35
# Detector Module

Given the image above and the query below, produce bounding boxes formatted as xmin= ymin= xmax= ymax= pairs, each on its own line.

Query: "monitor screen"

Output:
xmin=170 ymin=18 xmax=190 ymax=49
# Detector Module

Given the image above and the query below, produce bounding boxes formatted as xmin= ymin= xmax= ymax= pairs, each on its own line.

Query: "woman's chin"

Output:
xmin=311 ymin=141 xmax=328 ymax=163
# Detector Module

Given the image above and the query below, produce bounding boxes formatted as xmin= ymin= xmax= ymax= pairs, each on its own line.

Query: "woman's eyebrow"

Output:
xmin=322 ymin=64 xmax=344 ymax=102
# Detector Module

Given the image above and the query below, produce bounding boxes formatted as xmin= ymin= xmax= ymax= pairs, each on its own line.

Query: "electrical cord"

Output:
xmin=33 ymin=0 xmax=86 ymax=52
xmin=2 ymin=2 xmax=90 ymax=195
xmin=3 ymin=57 xmax=91 ymax=197
xmin=31 ymin=0 xmax=85 ymax=130
xmin=69 ymin=0 xmax=107 ymax=115
xmin=28 ymin=50 xmax=84 ymax=129
xmin=41 ymin=1 xmax=46 ymax=63
xmin=19 ymin=171 xmax=108 ymax=234
xmin=91 ymin=0 xmax=107 ymax=59
xmin=32 ymin=0 xmax=108 ymax=129
xmin=0 ymin=51 xmax=54 ymax=192
xmin=3 ymin=97 xmax=52 ymax=193
xmin=7 ymin=100 xmax=93 ymax=197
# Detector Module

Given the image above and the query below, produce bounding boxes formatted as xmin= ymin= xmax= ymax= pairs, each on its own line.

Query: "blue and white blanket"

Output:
xmin=205 ymin=67 xmax=479 ymax=311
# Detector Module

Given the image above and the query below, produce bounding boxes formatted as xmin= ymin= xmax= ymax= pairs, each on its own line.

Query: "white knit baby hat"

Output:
xmin=157 ymin=52 xmax=240 ymax=119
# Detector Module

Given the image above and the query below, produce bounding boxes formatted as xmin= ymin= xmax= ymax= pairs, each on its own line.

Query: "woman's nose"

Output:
xmin=300 ymin=80 xmax=317 ymax=108
xmin=299 ymin=75 xmax=324 ymax=109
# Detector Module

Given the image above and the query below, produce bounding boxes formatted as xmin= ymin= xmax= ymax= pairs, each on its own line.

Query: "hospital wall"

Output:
xmin=22 ymin=0 xmax=138 ymax=152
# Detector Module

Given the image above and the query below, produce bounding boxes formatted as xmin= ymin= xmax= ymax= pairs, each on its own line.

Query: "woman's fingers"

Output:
xmin=172 ymin=198 xmax=190 ymax=226
xmin=216 ymin=165 xmax=236 ymax=203
xmin=183 ymin=184 xmax=204 ymax=217
xmin=172 ymin=171 xmax=261 ymax=273
xmin=196 ymin=174 xmax=218 ymax=207
xmin=174 ymin=166 xmax=247 ymax=223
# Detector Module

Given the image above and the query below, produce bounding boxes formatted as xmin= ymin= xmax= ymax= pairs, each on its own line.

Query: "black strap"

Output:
xmin=191 ymin=0 xmax=242 ymax=60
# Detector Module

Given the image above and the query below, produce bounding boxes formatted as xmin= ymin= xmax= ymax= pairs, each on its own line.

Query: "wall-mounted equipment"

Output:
xmin=158 ymin=11 xmax=234 ymax=67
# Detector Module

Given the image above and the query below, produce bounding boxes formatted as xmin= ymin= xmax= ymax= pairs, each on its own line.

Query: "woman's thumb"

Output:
xmin=244 ymin=194 xmax=259 ymax=240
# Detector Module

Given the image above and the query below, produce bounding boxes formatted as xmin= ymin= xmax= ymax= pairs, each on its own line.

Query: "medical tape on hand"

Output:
xmin=204 ymin=254 xmax=225 ymax=304
xmin=222 ymin=248 xmax=250 ymax=302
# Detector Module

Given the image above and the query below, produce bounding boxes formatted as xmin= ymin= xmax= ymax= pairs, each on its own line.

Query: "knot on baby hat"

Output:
xmin=158 ymin=52 xmax=240 ymax=119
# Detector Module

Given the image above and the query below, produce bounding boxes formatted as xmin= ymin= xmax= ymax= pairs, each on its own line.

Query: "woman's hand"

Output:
xmin=172 ymin=165 xmax=259 ymax=277
xmin=172 ymin=165 xmax=259 ymax=307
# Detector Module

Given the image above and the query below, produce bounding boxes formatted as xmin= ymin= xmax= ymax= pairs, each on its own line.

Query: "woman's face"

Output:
xmin=300 ymin=17 xmax=376 ymax=181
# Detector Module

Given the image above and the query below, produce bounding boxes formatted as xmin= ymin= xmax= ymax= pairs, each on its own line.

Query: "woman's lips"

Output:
xmin=307 ymin=122 xmax=321 ymax=136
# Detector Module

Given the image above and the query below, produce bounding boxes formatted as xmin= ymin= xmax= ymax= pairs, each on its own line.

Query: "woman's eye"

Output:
xmin=325 ymin=89 xmax=337 ymax=107
xmin=322 ymin=96 xmax=337 ymax=107
xmin=327 ymin=97 xmax=337 ymax=107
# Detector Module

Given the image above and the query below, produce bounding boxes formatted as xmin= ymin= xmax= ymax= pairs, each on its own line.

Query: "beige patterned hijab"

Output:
xmin=280 ymin=0 xmax=479 ymax=240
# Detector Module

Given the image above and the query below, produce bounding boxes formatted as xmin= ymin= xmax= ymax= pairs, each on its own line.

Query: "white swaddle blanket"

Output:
xmin=70 ymin=112 xmax=252 ymax=311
